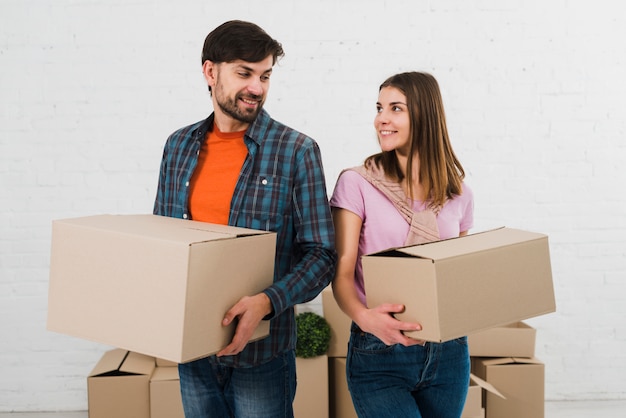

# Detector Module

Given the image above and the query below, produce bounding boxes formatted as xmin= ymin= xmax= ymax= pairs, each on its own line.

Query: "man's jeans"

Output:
xmin=347 ymin=324 xmax=470 ymax=418
xmin=178 ymin=350 xmax=296 ymax=418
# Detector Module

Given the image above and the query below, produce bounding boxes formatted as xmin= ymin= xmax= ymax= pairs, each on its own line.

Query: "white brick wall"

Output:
xmin=2 ymin=0 xmax=625 ymax=411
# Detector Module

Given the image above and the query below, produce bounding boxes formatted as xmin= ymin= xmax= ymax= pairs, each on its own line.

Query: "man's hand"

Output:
xmin=216 ymin=293 xmax=272 ymax=357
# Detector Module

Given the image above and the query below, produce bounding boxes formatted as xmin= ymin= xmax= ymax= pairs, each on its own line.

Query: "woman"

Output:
xmin=330 ymin=71 xmax=474 ymax=418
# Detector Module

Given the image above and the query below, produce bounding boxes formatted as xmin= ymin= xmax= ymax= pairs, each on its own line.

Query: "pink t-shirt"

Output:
xmin=330 ymin=169 xmax=474 ymax=305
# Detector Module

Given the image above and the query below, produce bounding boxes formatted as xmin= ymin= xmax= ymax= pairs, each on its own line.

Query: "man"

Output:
xmin=153 ymin=20 xmax=336 ymax=417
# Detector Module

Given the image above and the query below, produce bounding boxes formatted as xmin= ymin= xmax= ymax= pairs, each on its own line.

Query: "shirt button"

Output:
xmin=261 ymin=178 xmax=268 ymax=185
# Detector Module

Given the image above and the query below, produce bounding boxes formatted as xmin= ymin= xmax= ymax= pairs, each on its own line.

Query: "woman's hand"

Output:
xmin=356 ymin=303 xmax=425 ymax=346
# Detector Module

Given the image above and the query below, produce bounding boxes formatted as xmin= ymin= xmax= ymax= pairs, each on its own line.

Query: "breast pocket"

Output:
xmin=240 ymin=174 xmax=290 ymax=232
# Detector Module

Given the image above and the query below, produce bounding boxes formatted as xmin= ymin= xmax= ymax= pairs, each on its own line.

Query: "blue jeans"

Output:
xmin=346 ymin=324 xmax=470 ymax=418
xmin=178 ymin=350 xmax=296 ymax=418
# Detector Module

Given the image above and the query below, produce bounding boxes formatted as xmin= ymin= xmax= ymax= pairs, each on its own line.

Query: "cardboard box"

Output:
xmin=472 ymin=357 xmax=545 ymax=418
xmin=362 ymin=228 xmax=555 ymax=342
xmin=47 ymin=214 xmax=275 ymax=363
xmin=462 ymin=374 xmax=504 ymax=418
xmin=88 ymin=349 xmax=155 ymax=418
xmin=322 ymin=288 xmax=352 ymax=357
xmin=463 ymin=409 xmax=485 ymax=418
xmin=462 ymin=378 xmax=484 ymax=418
xmin=468 ymin=321 xmax=536 ymax=358
xmin=294 ymin=355 xmax=329 ymax=418
xmin=328 ymin=357 xmax=357 ymax=418
xmin=462 ymin=383 xmax=485 ymax=418
xmin=150 ymin=366 xmax=184 ymax=418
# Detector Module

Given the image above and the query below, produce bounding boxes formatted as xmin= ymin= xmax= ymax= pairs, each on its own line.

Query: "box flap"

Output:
xmin=512 ymin=357 xmax=544 ymax=365
xmin=183 ymin=222 xmax=271 ymax=238
xmin=466 ymin=321 xmax=535 ymax=337
xmin=405 ymin=227 xmax=546 ymax=260
xmin=120 ymin=352 xmax=156 ymax=376
xmin=372 ymin=227 xmax=546 ymax=261
xmin=89 ymin=349 xmax=127 ymax=377
xmin=148 ymin=215 xmax=272 ymax=238
xmin=481 ymin=357 xmax=513 ymax=366
xmin=469 ymin=374 xmax=506 ymax=399
xmin=510 ymin=321 xmax=532 ymax=330
xmin=53 ymin=215 xmax=270 ymax=246
xmin=482 ymin=357 xmax=543 ymax=366
xmin=151 ymin=366 xmax=180 ymax=382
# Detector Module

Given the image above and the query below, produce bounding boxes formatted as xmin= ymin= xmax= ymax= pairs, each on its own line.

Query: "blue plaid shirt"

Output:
xmin=154 ymin=109 xmax=336 ymax=367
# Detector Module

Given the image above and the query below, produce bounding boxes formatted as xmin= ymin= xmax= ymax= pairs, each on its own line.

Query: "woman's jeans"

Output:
xmin=347 ymin=324 xmax=470 ymax=418
xmin=178 ymin=350 xmax=296 ymax=418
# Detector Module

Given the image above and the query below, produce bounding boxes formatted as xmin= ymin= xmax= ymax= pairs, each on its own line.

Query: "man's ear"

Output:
xmin=202 ymin=60 xmax=217 ymax=89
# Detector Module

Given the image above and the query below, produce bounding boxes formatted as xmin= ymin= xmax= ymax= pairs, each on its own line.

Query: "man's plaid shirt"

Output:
xmin=154 ymin=109 xmax=336 ymax=367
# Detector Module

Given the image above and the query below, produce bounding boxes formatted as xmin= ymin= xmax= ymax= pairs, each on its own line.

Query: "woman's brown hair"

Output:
xmin=365 ymin=71 xmax=465 ymax=208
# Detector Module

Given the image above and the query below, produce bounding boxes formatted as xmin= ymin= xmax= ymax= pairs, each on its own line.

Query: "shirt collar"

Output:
xmin=196 ymin=109 xmax=270 ymax=147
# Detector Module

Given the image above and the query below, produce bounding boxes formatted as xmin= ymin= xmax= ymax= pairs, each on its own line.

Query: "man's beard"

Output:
xmin=215 ymin=90 xmax=264 ymax=124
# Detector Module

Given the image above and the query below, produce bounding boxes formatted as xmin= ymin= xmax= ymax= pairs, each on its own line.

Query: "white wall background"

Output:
xmin=1 ymin=0 xmax=625 ymax=412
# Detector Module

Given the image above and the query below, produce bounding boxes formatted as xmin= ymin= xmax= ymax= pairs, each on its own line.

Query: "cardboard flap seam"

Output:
xmin=184 ymin=227 xmax=236 ymax=241
xmin=469 ymin=373 xmax=506 ymax=399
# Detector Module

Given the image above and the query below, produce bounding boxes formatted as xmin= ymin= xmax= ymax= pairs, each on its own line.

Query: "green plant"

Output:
xmin=295 ymin=311 xmax=331 ymax=358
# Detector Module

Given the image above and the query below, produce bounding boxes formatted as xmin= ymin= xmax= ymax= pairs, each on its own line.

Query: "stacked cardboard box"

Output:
xmin=88 ymin=349 xmax=154 ymax=418
xmin=462 ymin=374 xmax=505 ymax=418
xmin=150 ymin=359 xmax=184 ymax=418
xmin=322 ymin=289 xmax=358 ymax=418
xmin=88 ymin=349 xmax=183 ymax=418
xmin=294 ymin=355 xmax=330 ymax=418
xmin=469 ymin=322 xmax=546 ymax=418
xmin=88 ymin=350 xmax=328 ymax=418
xmin=292 ymin=306 xmax=330 ymax=418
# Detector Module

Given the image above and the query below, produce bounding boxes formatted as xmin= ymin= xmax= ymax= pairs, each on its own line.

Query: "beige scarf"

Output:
xmin=349 ymin=163 xmax=440 ymax=246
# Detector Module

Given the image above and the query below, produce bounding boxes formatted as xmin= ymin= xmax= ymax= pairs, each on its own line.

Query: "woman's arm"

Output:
xmin=331 ymin=207 xmax=423 ymax=346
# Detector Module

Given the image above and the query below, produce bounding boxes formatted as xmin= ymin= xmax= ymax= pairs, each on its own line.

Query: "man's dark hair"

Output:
xmin=201 ymin=20 xmax=285 ymax=66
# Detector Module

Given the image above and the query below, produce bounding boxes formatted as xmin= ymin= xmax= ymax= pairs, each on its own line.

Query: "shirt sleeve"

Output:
xmin=330 ymin=169 xmax=366 ymax=220
xmin=262 ymin=140 xmax=337 ymax=316
xmin=459 ymin=182 xmax=475 ymax=232
xmin=153 ymin=143 xmax=168 ymax=216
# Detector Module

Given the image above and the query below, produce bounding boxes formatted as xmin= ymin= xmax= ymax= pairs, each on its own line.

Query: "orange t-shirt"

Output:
xmin=188 ymin=125 xmax=248 ymax=224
